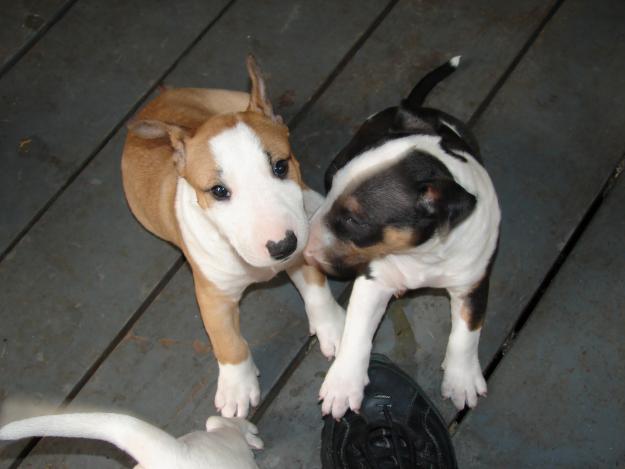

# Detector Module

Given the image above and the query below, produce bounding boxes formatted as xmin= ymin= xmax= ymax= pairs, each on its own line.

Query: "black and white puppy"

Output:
xmin=304 ymin=57 xmax=500 ymax=418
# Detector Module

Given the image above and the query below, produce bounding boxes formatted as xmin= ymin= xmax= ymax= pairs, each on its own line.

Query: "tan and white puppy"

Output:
xmin=121 ymin=56 xmax=344 ymax=418
xmin=0 ymin=409 xmax=262 ymax=468
xmin=305 ymin=58 xmax=501 ymax=418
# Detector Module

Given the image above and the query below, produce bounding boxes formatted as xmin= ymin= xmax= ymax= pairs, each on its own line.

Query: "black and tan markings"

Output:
xmin=322 ymin=151 xmax=477 ymax=278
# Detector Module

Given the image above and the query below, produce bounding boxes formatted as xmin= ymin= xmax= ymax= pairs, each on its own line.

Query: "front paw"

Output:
xmin=215 ymin=356 xmax=260 ymax=418
xmin=441 ymin=357 xmax=487 ymax=410
xmin=308 ymin=303 xmax=345 ymax=359
xmin=319 ymin=359 xmax=368 ymax=419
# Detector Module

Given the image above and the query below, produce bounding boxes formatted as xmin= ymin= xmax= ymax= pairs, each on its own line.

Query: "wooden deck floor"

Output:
xmin=1 ymin=1 xmax=624 ymax=467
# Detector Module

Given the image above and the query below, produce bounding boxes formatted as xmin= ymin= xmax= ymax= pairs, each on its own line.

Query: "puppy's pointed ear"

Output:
xmin=127 ymin=119 xmax=189 ymax=173
xmin=416 ymin=179 xmax=476 ymax=234
xmin=245 ymin=55 xmax=283 ymax=123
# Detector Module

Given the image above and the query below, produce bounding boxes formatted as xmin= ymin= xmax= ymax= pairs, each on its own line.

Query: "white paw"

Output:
xmin=441 ymin=357 xmax=487 ymax=410
xmin=308 ymin=302 xmax=345 ymax=359
xmin=205 ymin=416 xmax=264 ymax=450
xmin=215 ymin=356 xmax=260 ymax=418
xmin=319 ymin=359 xmax=368 ymax=419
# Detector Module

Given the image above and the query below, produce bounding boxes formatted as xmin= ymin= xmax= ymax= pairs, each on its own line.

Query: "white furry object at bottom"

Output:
xmin=0 ymin=410 xmax=262 ymax=469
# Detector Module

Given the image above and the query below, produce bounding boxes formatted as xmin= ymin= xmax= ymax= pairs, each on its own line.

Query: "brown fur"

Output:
xmin=121 ymin=57 xmax=307 ymax=369
xmin=331 ymin=227 xmax=417 ymax=270
xmin=460 ymin=272 xmax=490 ymax=331
xmin=121 ymin=89 xmax=251 ymax=245
xmin=191 ymin=264 xmax=249 ymax=364
xmin=301 ymin=262 xmax=327 ymax=287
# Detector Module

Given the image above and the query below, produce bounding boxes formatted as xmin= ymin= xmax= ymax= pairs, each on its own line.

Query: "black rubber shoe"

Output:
xmin=321 ymin=354 xmax=457 ymax=469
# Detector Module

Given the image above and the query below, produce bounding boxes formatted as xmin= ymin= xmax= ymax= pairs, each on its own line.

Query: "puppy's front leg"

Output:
xmin=441 ymin=277 xmax=489 ymax=410
xmin=319 ymin=276 xmax=394 ymax=419
xmin=192 ymin=270 xmax=260 ymax=418
xmin=288 ymin=262 xmax=345 ymax=359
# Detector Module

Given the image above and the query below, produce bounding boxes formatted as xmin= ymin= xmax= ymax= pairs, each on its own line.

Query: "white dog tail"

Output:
xmin=0 ymin=412 xmax=182 ymax=469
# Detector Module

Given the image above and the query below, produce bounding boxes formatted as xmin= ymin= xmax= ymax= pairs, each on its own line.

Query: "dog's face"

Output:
xmin=305 ymin=106 xmax=478 ymax=278
xmin=130 ymin=57 xmax=308 ymax=268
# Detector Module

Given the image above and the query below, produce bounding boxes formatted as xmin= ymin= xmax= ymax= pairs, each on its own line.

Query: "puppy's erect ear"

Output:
xmin=245 ymin=54 xmax=283 ymax=123
xmin=127 ymin=119 xmax=189 ymax=173
xmin=415 ymin=179 xmax=476 ymax=234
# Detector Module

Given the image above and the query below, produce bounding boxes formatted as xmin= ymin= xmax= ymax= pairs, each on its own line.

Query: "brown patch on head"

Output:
xmin=323 ymin=227 xmax=417 ymax=277
xmin=348 ymin=226 xmax=415 ymax=262
xmin=344 ymin=195 xmax=362 ymax=215
xmin=238 ymin=111 xmax=303 ymax=187
xmin=194 ymin=189 xmax=213 ymax=209
xmin=180 ymin=113 xmax=241 ymax=209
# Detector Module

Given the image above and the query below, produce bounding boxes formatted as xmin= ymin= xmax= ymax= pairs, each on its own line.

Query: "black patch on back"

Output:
xmin=324 ymin=59 xmax=482 ymax=194
xmin=324 ymin=107 xmax=397 ymax=193
xmin=324 ymin=107 xmax=482 ymax=193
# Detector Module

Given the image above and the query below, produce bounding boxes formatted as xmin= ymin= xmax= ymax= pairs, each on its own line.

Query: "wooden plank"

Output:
xmin=0 ymin=0 xmax=232 ymax=256
xmin=453 ymin=172 xmax=625 ymax=468
xmin=0 ymin=0 xmax=388 ymax=466
xmin=251 ymin=0 xmax=560 ymax=466
xmin=19 ymin=269 xmax=312 ymax=468
xmin=302 ymin=0 xmax=625 ymax=422
xmin=0 ymin=0 xmax=71 ymax=70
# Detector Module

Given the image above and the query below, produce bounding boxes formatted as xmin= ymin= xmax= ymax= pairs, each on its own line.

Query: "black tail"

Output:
xmin=403 ymin=56 xmax=461 ymax=110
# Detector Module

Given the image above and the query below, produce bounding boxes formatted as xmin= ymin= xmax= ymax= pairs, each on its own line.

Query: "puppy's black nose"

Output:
xmin=266 ymin=230 xmax=297 ymax=260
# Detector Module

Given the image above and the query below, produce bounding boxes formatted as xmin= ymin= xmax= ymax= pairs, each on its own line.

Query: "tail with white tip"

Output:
xmin=403 ymin=56 xmax=462 ymax=110
xmin=0 ymin=412 xmax=182 ymax=469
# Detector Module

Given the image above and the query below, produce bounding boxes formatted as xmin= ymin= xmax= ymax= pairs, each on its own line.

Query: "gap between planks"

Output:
xmin=0 ymin=0 xmax=79 ymax=80
xmin=450 ymin=151 xmax=625 ymax=434
xmin=6 ymin=1 xmax=398 ymax=466
xmin=0 ymin=0 xmax=238 ymax=266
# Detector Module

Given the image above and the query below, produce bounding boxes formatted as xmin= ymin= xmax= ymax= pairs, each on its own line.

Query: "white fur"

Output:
xmin=287 ymin=266 xmax=345 ymax=359
xmin=176 ymin=123 xmax=309 ymax=299
xmin=320 ymin=277 xmax=394 ymax=418
xmin=177 ymin=177 xmax=345 ymax=417
xmin=308 ymin=136 xmax=447 ymax=257
xmin=368 ymin=143 xmax=500 ymax=293
xmin=215 ymin=355 xmax=261 ymax=418
xmin=176 ymin=177 xmax=275 ymax=299
xmin=176 ymin=122 xmax=346 ymax=417
xmin=441 ymin=293 xmax=486 ymax=409
xmin=316 ymin=136 xmax=445 ymax=222
xmin=207 ymin=123 xmax=308 ymax=267
xmin=0 ymin=411 xmax=261 ymax=469
xmin=290 ymin=188 xmax=346 ymax=358
xmin=312 ymin=134 xmax=500 ymax=416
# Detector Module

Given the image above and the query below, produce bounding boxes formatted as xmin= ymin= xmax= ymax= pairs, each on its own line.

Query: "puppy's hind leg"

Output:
xmin=288 ymin=261 xmax=345 ymax=359
xmin=192 ymin=270 xmax=260 ymax=419
xmin=441 ymin=275 xmax=490 ymax=410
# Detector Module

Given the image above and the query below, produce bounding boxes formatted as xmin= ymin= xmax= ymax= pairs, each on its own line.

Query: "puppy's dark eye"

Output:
xmin=209 ymin=185 xmax=230 ymax=201
xmin=272 ymin=159 xmax=289 ymax=178
xmin=344 ymin=215 xmax=362 ymax=226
